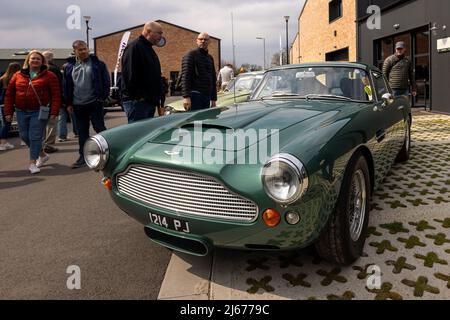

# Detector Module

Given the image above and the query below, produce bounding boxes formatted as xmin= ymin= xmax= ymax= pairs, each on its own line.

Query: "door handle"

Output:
xmin=376 ymin=129 xmax=386 ymax=143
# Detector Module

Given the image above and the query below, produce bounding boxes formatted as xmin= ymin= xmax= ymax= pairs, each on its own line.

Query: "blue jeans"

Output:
xmin=58 ymin=108 xmax=68 ymax=138
xmin=0 ymin=106 xmax=11 ymax=140
xmin=190 ymin=91 xmax=211 ymax=111
xmin=74 ymin=101 xmax=106 ymax=156
xmin=393 ymin=89 xmax=410 ymax=97
xmin=16 ymin=110 xmax=47 ymax=160
xmin=123 ymin=100 xmax=156 ymax=123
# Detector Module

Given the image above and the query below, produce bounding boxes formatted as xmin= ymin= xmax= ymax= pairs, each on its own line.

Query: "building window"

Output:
xmin=329 ymin=0 xmax=342 ymax=23
xmin=326 ymin=47 xmax=349 ymax=61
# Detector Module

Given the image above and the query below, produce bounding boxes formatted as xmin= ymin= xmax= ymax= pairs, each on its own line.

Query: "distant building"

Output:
xmin=291 ymin=0 xmax=357 ymax=63
xmin=94 ymin=20 xmax=221 ymax=95
xmin=0 ymin=49 xmax=73 ymax=74
xmin=290 ymin=32 xmax=300 ymax=64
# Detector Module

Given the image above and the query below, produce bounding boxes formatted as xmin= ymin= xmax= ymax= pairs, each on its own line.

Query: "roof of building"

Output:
xmin=93 ymin=19 xmax=221 ymax=41
xmin=0 ymin=49 xmax=74 ymax=60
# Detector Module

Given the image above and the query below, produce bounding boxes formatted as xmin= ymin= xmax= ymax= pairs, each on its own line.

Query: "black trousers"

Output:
xmin=73 ymin=101 xmax=106 ymax=156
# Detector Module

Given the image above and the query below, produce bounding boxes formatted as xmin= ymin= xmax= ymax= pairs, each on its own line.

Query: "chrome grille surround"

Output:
xmin=116 ymin=165 xmax=259 ymax=222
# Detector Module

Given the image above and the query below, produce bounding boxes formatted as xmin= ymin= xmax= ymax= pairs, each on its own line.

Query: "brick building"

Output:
xmin=291 ymin=0 xmax=357 ymax=63
xmin=94 ymin=20 xmax=221 ymax=95
xmin=290 ymin=33 xmax=301 ymax=65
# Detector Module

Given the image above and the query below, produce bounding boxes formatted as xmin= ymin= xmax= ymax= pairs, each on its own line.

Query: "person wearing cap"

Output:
xmin=382 ymin=41 xmax=417 ymax=98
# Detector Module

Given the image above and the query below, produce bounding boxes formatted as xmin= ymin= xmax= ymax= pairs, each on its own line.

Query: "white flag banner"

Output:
xmin=279 ymin=34 xmax=283 ymax=66
xmin=113 ymin=31 xmax=131 ymax=88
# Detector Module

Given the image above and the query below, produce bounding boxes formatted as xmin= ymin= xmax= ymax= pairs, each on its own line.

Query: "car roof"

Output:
xmin=270 ymin=62 xmax=379 ymax=73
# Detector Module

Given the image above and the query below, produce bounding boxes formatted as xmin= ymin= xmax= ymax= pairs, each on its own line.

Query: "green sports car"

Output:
xmin=164 ymin=71 xmax=264 ymax=114
xmin=84 ymin=62 xmax=411 ymax=265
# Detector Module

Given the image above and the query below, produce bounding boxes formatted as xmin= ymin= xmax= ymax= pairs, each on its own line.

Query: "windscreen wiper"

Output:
xmin=260 ymin=92 xmax=303 ymax=100
xmin=305 ymin=94 xmax=353 ymax=102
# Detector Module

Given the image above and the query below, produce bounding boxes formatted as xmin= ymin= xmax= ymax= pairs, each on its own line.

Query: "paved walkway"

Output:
xmin=159 ymin=113 xmax=450 ymax=300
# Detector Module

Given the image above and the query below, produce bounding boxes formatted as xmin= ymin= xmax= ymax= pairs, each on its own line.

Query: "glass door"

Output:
xmin=413 ymin=29 xmax=430 ymax=109
xmin=374 ymin=27 xmax=430 ymax=109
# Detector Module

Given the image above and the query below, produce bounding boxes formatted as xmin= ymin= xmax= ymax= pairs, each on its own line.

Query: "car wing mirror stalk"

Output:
xmin=375 ymin=93 xmax=394 ymax=112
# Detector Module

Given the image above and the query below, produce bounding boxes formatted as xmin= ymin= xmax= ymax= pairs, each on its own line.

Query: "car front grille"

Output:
xmin=116 ymin=165 xmax=259 ymax=222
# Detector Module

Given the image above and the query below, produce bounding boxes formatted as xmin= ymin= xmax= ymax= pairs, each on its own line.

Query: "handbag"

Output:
xmin=29 ymin=79 xmax=50 ymax=120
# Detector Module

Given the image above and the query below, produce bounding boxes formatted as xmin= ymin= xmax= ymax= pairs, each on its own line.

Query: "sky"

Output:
xmin=0 ymin=0 xmax=306 ymax=67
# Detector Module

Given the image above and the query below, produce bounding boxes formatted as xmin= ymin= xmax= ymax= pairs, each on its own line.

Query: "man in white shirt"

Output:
xmin=217 ymin=63 xmax=234 ymax=91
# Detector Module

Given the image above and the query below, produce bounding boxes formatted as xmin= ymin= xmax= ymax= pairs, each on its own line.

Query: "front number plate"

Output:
xmin=149 ymin=212 xmax=190 ymax=233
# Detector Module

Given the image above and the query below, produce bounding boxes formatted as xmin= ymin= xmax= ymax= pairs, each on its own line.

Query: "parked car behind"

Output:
xmin=164 ymin=71 xmax=264 ymax=115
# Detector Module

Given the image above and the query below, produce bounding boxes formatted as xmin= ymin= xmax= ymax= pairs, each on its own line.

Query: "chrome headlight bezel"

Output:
xmin=83 ymin=135 xmax=109 ymax=171
xmin=261 ymin=153 xmax=309 ymax=205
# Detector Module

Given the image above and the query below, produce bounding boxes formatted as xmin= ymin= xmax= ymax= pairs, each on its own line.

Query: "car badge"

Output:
xmin=164 ymin=150 xmax=180 ymax=156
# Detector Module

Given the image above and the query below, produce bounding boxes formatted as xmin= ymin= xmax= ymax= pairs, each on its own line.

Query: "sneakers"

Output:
xmin=44 ymin=145 xmax=59 ymax=153
xmin=0 ymin=142 xmax=14 ymax=151
xmin=58 ymin=137 xmax=68 ymax=142
xmin=71 ymin=156 xmax=86 ymax=169
xmin=29 ymin=163 xmax=41 ymax=174
xmin=36 ymin=154 xmax=49 ymax=168
xmin=20 ymin=141 xmax=27 ymax=146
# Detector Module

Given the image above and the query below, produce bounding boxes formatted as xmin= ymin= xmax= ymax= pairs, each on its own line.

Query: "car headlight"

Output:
xmin=83 ymin=135 xmax=109 ymax=171
xmin=164 ymin=106 xmax=175 ymax=115
xmin=262 ymin=153 xmax=308 ymax=205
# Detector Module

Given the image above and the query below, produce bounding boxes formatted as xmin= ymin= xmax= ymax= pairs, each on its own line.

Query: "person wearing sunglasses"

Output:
xmin=181 ymin=32 xmax=217 ymax=111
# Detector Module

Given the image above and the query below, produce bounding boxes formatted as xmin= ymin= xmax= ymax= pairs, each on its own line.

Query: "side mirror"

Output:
xmin=381 ymin=93 xmax=394 ymax=106
xmin=164 ymin=106 xmax=175 ymax=116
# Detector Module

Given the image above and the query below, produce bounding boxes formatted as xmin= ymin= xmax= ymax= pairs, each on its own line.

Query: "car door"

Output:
xmin=371 ymin=71 xmax=406 ymax=166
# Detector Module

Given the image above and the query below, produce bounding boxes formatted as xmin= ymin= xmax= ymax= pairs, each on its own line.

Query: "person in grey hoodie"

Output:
xmin=64 ymin=40 xmax=110 ymax=168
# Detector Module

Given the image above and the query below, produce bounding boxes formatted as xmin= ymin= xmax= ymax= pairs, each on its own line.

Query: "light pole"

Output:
xmin=284 ymin=16 xmax=290 ymax=64
xmin=256 ymin=37 xmax=266 ymax=69
xmin=83 ymin=16 xmax=92 ymax=49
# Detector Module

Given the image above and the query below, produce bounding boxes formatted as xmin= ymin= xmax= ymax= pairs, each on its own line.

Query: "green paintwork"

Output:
xmin=94 ymin=63 xmax=411 ymax=256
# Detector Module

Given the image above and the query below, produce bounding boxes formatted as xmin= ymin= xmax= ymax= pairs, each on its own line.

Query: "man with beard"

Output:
xmin=382 ymin=41 xmax=417 ymax=98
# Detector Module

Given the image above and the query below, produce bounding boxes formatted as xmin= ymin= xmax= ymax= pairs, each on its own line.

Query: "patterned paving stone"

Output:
xmin=401 ymin=276 xmax=440 ymax=297
xmin=386 ymin=257 xmax=416 ymax=274
xmin=367 ymin=282 xmax=403 ymax=300
xmin=206 ymin=114 xmax=450 ymax=300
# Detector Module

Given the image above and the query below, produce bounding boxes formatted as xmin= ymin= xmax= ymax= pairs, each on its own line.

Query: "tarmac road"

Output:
xmin=0 ymin=109 xmax=174 ymax=299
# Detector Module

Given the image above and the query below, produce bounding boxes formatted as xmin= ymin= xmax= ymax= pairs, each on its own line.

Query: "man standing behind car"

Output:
xmin=181 ymin=32 xmax=217 ymax=111
xmin=121 ymin=21 xmax=163 ymax=123
xmin=64 ymin=40 xmax=110 ymax=169
xmin=382 ymin=41 xmax=417 ymax=98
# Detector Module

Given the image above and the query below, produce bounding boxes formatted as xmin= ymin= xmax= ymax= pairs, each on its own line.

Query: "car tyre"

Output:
xmin=315 ymin=152 xmax=371 ymax=265
xmin=395 ymin=118 xmax=411 ymax=163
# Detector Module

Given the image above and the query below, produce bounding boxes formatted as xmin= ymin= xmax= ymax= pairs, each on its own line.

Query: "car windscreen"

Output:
xmin=227 ymin=74 xmax=261 ymax=92
xmin=251 ymin=67 xmax=373 ymax=102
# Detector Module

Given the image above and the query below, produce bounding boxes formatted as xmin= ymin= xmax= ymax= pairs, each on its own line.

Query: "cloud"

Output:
xmin=0 ymin=0 xmax=305 ymax=66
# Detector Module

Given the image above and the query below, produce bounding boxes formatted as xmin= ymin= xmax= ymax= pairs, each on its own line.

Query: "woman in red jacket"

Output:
xmin=4 ymin=50 xmax=61 ymax=174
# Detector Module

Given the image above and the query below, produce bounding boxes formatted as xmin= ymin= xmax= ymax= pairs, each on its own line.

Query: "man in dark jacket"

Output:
xmin=181 ymin=32 xmax=217 ymax=111
xmin=121 ymin=21 xmax=163 ymax=123
xmin=64 ymin=40 xmax=110 ymax=168
xmin=382 ymin=41 xmax=417 ymax=98
xmin=42 ymin=51 xmax=63 ymax=153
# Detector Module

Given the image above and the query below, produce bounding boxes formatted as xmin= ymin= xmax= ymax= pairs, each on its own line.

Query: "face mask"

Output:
xmin=156 ymin=37 xmax=167 ymax=48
